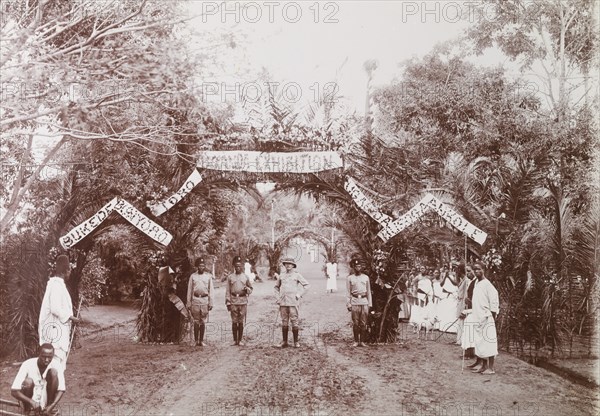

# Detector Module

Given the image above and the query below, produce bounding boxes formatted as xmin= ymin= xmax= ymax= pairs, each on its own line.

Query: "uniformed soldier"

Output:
xmin=346 ymin=258 xmax=372 ymax=347
xmin=225 ymin=256 xmax=253 ymax=346
xmin=274 ymin=257 xmax=310 ymax=348
xmin=186 ymin=257 xmax=214 ymax=346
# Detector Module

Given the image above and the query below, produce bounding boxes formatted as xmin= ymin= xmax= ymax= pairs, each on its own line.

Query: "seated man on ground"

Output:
xmin=11 ymin=343 xmax=66 ymax=415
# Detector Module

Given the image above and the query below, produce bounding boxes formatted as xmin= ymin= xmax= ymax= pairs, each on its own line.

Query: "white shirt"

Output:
xmin=441 ymin=277 xmax=458 ymax=295
xmin=11 ymin=358 xmax=66 ymax=408
xmin=472 ymin=278 xmax=500 ymax=321
xmin=417 ymin=278 xmax=433 ymax=301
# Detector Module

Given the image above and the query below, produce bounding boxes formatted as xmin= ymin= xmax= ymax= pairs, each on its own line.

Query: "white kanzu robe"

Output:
xmin=437 ymin=278 xmax=459 ymax=333
xmin=409 ymin=278 xmax=433 ymax=327
xmin=472 ymin=278 xmax=500 ymax=358
xmin=456 ymin=277 xmax=474 ymax=345
xmin=244 ymin=262 xmax=256 ymax=282
xmin=38 ymin=277 xmax=73 ymax=367
xmin=326 ymin=262 xmax=337 ymax=291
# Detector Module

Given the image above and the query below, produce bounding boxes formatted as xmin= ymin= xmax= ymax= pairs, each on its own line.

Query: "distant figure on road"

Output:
xmin=11 ymin=343 xmax=66 ymax=415
xmin=244 ymin=259 xmax=256 ymax=283
xmin=346 ymin=258 xmax=372 ymax=347
xmin=326 ymin=261 xmax=338 ymax=293
xmin=274 ymin=257 xmax=310 ymax=348
xmin=225 ymin=256 xmax=253 ymax=346
xmin=187 ymin=257 xmax=214 ymax=346
xmin=38 ymin=254 xmax=79 ymax=370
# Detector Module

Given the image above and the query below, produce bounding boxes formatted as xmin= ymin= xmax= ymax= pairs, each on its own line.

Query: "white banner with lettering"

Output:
xmin=60 ymin=198 xmax=173 ymax=249
xmin=377 ymin=194 xmax=435 ymax=242
xmin=344 ymin=177 xmax=392 ymax=226
xmin=378 ymin=193 xmax=487 ymax=245
xmin=59 ymin=198 xmax=119 ymax=249
xmin=427 ymin=195 xmax=487 ymax=245
xmin=197 ymin=151 xmax=343 ymax=173
xmin=147 ymin=169 xmax=203 ymax=217
xmin=113 ymin=198 xmax=173 ymax=246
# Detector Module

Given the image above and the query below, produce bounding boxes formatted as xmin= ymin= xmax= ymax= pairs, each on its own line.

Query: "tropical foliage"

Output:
xmin=0 ymin=0 xmax=597 ymax=360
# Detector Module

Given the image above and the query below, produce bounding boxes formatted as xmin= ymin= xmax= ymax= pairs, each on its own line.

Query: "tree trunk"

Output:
xmin=0 ymin=137 xmax=67 ymax=232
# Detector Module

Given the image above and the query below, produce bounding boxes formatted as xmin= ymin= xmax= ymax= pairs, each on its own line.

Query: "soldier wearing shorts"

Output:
xmin=274 ymin=257 xmax=310 ymax=348
xmin=346 ymin=258 xmax=372 ymax=347
xmin=225 ymin=256 xmax=253 ymax=346
xmin=187 ymin=257 xmax=214 ymax=346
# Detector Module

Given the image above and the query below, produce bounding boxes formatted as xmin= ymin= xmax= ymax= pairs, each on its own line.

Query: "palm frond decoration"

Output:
xmin=1 ymin=232 xmax=51 ymax=358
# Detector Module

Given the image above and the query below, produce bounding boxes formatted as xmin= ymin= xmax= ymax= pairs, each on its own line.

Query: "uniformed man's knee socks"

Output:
xmin=282 ymin=326 xmax=289 ymax=344
xmin=237 ymin=323 xmax=244 ymax=342
xmin=353 ymin=325 xmax=359 ymax=342
xmin=232 ymin=323 xmax=238 ymax=343
xmin=361 ymin=327 xmax=368 ymax=344
xmin=292 ymin=327 xmax=299 ymax=343
xmin=194 ymin=323 xmax=200 ymax=343
xmin=199 ymin=324 xmax=205 ymax=344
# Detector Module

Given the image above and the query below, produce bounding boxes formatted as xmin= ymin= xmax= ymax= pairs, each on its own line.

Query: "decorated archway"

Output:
xmin=57 ymin=133 xmax=489 ymax=344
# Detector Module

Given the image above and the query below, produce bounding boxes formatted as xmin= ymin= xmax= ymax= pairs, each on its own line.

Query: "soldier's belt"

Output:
xmin=352 ymin=293 xmax=367 ymax=298
xmin=194 ymin=294 xmax=209 ymax=298
xmin=233 ymin=293 xmax=247 ymax=297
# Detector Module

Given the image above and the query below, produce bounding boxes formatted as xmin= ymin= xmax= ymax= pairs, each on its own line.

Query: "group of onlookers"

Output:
xmin=404 ymin=265 xmax=461 ymax=333
xmin=402 ymin=261 xmax=499 ymax=375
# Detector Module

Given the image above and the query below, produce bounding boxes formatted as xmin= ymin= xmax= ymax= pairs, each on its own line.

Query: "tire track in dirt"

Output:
xmin=148 ymin=281 xmax=280 ymax=415
xmin=317 ymin=340 xmax=405 ymax=416
xmin=150 ymin=345 xmax=246 ymax=415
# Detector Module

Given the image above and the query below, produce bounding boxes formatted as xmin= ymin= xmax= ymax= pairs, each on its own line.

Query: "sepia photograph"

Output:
xmin=0 ymin=1 xmax=598 ymax=415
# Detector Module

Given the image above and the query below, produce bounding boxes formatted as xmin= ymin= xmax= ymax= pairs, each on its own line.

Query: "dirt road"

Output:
xmin=2 ymin=261 xmax=598 ymax=416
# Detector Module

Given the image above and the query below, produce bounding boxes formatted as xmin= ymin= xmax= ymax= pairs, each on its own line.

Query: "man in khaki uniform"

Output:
xmin=274 ymin=257 xmax=310 ymax=348
xmin=186 ymin=257 xmax=214 ymax=346
xmin=346 ymin=258 xmax=372 ymax=347
xmin=225 ymin=256 xmax=253 ymax=346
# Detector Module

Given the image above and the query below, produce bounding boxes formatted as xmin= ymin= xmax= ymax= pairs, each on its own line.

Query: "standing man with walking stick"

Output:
xmin=225 ymin=256 xmax=253 ymax=346
xmin=39 ymin=254 xmax=79 ymax=370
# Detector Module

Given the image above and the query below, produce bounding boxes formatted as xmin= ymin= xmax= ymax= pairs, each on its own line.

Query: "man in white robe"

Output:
xmin=437 ymin=273 xmax=459 ymax=333
xmin=457 ymin=265 xmax=475 ymax=353
xmin=326 ymin=262 xmax=338 ymax=293
xmin=468 ymin=262 xmax=499 ymax=375
xmin=244 ymin=260 xmax=256 ymax=283
xmin=38 ymin=255 xmax=79 ymax=369
xmin=430 ymin=269 xmax=443 ymax=325
xmin=409 ymin=269 xmax=433 ymax=330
